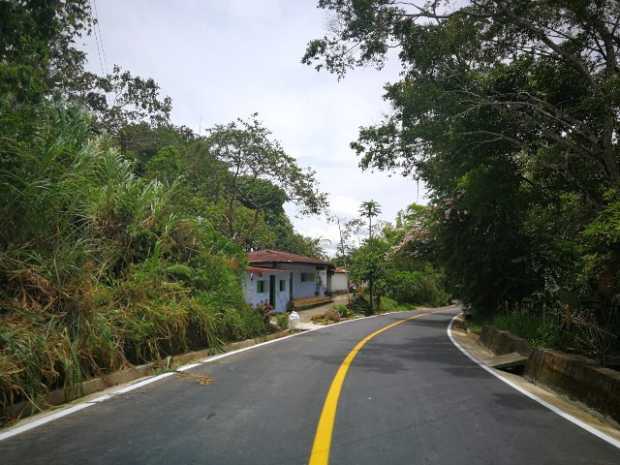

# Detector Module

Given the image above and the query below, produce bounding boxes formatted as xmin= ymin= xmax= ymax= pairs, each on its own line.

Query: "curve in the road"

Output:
xmin=447 ymin=314 xmax=620 ymax=450
xmin=1 ymin=308 xmax=619 ymax=465
xmin=308 ymin=310 xmax=443 ymax=465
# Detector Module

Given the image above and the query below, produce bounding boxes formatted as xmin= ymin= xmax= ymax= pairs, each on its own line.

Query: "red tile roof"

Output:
xmin=248 ymin=249 xmax=329 ymax=266
xmin=246 ymin=266 xmax=289 ymax=275
xmin=334 ymin=267 xmax=347 ymax=273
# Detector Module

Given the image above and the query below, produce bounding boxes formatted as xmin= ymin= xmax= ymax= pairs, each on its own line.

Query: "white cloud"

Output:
xmin=329 ymin=194 xmax=361 ymax=218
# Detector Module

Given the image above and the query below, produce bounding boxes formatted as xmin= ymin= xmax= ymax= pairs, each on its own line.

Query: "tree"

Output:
xmin=359 ymin=200 xmax=382 ymax=241
xmin=354 ymin=200 xmax=383 ymax=309
xmin=0 ymin=0 xmax=93 ymax=104
xmin=85 ymin=65 xmax=172 ymax=137
xmin=349 ymin=237 xmax=389 ymax=313
xmin=205 ymin=114 xmax=329 ymax=248
xmin=303 ymin=0 xmax=620 ymax=352
xmin=0 ymin=1 xmax=171 ymax=135
xmin=133 ymin=118 xmax=329 ymax=255
xmin=303 ymin=0 xmax=620 ymax=204
xmin=303 ymin=0 xmax=620 ymax=202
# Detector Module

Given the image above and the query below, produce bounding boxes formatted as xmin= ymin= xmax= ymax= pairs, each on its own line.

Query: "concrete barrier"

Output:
xmin=526 ymin=349 xmax=620 ymax=423
xmin=464 ymin=322 xmax=620 ymax=423
xmin=480 ymin=325 xmax=532 ymax=356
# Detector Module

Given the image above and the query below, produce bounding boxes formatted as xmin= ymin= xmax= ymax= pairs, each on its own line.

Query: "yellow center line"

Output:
xmin=308 ymin=311 xmax=435 ymax=465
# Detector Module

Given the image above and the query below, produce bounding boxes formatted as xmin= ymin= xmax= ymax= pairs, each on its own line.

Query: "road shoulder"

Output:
xmin=448 ymin=314 xmax=620 ymax=447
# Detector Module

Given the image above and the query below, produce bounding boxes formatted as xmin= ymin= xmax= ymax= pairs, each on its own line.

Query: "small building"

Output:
xmin=243 ymin=249 xmax=334 ymax=312
xmin=331 ymin=267 xmax=349 ymax=294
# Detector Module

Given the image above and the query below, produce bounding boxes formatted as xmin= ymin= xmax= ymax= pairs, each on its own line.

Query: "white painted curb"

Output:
xmin=447 ymin=314 xmax=620 ymax=450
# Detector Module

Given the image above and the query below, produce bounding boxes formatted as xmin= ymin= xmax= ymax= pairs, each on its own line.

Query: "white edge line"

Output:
xmin=0 ymin=403 xmax=93 ymax=441
xmin=447 ymin=314 xmax=620 ymax=450
xmin=113 ymin=372 xmax=175 ymax=394
xmin=0 ymin=310 xmax=404 ymax=442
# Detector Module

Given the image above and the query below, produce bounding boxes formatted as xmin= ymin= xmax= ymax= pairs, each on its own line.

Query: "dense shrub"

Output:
xmin=491 ymin=313 xmax=563 ymax=349
xmin=334 ymin=303 xmax=352 ymax=318
xmin=0 ymin=105 xmax=268 ymax=422
xmin=378 ymin=296 xmax=411 ymax=312
xmin=349 ymin=294 xmax=373 ymax=316
xmin=274 ymin=312 xmax=289 ymax=331
xmin=383 ymin=269 xmax=450 ymax=307
xmin=490 ymin=309 xmax=619 ymax=364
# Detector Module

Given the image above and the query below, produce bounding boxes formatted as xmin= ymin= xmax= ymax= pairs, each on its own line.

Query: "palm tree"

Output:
xmin=358 ymin=200 xmax=382 ymax=310
xmin=359 ymin=200 xmax=382 ymax=241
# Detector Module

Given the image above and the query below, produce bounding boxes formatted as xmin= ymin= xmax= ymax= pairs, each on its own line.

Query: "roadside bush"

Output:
xmin=490 ymin=308 xmax=619 ymax=364
xmin=275 ymin=312 xmax=289 ymax=330
xmin=384 ymin=269 xmax=450 ymax=307
xmin=334 ymin=304 xmax=352 ymax=318
xmin=491 ymin=312 xmax=563 ymax=349
xmin=379 ymin=296 xmax=411 ymax=312
xmin=350 ymin=294 xmax=372 ymax=315
xmin=0 ymin=105 xmax=267 ymax=423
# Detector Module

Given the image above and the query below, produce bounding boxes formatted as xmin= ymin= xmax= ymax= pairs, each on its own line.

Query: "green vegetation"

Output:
xmin=0 ymin=1 xmax=327 ymax=422
xmin=305 ymin=0 xmax=620 ymax=363
xmin=480 ymin=309 xmax=617 ymax=356
xmin=334 ymin=303 xmax=352 ymax=318
xmin=0 ymin=108 xmax=269 ymax=418
xmin=383 ymin=267 xmax=450 ymax=309
xmin=378 ymin=297 xmax=411 ymax=313
xmin=347 ymin=201 xmax=451 ymax=314
xmin=490 ymin=314 xmax=563 ymax=350
xmin=274 ymin=312 xmax=289 ymax=331
xmin=348 ymin=294 xmax=373 ymax=315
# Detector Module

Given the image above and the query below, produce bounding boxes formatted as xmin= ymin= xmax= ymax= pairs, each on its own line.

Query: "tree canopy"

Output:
xmin=305 ymin=0 xmax=620 ymax=360
xmin=0 ymin=1 xmax=329 ymax=421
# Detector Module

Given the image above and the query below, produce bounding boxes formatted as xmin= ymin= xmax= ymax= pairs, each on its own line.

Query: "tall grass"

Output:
xmin=491 ymin=312 xmax=563 ymax=349
xmin=0 ymin=103 xmax=267 ymax=423
xmin=489 ymin=308 xmax=618 ymax=363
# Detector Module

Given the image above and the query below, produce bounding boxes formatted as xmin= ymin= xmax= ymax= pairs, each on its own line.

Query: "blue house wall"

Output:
xmin=244 ymin=269 xmax=289 ymax=312
xmin=243 ymin=263 xmax=329 ymax=313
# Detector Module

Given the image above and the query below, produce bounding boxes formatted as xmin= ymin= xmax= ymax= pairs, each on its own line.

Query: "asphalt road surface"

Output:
xmin=1 ymin=308 xmax=619 ymax=465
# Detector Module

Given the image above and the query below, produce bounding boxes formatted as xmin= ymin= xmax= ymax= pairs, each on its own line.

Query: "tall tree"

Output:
xmin=303 ymin=0 xmax=620 ymax=344
xmin=359 ymin=200 xmax=382 ymax=241
xmin=357 ymin=200 xmax=383 ymax=309
xmin=349 ymin=237 xmax=389 ymax=313
xmin=0 ymin=0 xmax=171 ymax=135
xmin=205 ymin=114 xmax=329 ymax=248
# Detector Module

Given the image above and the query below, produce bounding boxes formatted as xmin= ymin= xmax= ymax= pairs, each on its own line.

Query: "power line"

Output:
xmin=92 ymin=0 xmax=108 ymax=69
xmin=90 ymin=0 xmax=107 ymax=74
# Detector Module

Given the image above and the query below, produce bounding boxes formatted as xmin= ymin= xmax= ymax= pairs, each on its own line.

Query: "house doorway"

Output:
xmin=289 ymin=272 xmax=293 ymax=301
xmin=269 ymin=275 xmax=276 ymax=308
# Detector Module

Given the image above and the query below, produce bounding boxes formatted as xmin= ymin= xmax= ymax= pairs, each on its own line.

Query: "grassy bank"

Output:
xmin=0 ymin=106 xmax=269 ymax=424
xmin=472 ymin=309 xmax=619 ymax=365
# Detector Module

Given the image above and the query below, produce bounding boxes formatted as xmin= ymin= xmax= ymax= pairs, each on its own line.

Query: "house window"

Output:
xmin=279 ymin=280 xmax=286 ymax=291
xmin=301 ymin=272 xmax=315 ymax=282
xmin=257 ymin=280 xmax=266 ymax=293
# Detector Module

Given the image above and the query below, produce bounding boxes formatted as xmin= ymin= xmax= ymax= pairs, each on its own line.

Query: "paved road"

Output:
xmin=1 ymin=309 xmax=619 ymax=464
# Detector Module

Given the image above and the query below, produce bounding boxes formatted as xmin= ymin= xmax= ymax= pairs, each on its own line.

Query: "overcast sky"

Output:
xmin=84 ymin=0 xmax=428 ymax=255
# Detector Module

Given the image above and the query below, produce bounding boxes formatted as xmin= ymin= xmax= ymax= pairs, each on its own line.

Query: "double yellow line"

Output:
xmin=308 ymin=312 xmax=431 ymax=465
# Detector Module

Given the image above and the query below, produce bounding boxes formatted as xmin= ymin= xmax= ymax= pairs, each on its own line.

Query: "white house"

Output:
xmin=331 ymin=267 xmax=349 ymax=294
xmin=243 ymin=249 xmax=334 ymax=312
